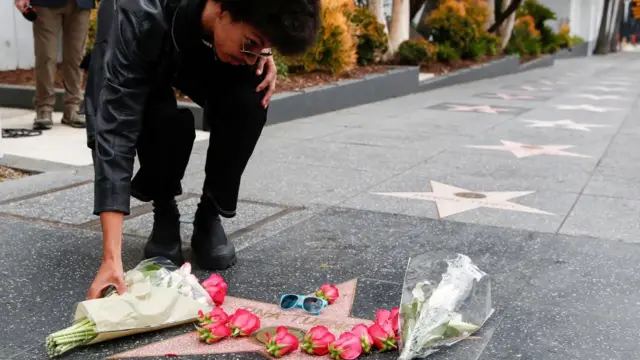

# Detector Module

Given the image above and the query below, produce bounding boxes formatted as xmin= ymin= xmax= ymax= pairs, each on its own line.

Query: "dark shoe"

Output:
xmin=190 ymin=201 xmax=237 ymax=270
xmin=143 ymin=198 xmax=184 ymax=266
xmin=61 ymin=111 xmax=86 ymax=128
xmin=33 ymin=111 xmax=53 ymax=130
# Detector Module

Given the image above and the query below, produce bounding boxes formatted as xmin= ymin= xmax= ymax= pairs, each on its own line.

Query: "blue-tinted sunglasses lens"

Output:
xmin=303 ymin=297 xmax=324 ymax=313
xmin=281 ymin=295 xmax=298 ymax=309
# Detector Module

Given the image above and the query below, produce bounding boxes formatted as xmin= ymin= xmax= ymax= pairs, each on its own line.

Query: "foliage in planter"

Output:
xmin=424 ymin=0 xmax=481 ymax=59
xmin=459 ymin=0 xmax=490 ymax=31
xmin=516 ymin=0 xmax=557 ymax=53
xmin=556 ymin=24 xmax=572 ymax=49
xmin=436 ymin=42 xmax=461 ymax=63
xmin=505 ymin=15 xmax=541 ymax=56
xmin=571 ymin=35 xmax=585 ymax=46
xmin=479 ymin=33 xmax=501 ymax=56
xmin=273 ymin=51 xmax=290 ymax=78
xmin=283 ymin=0 xmax=358 ymax=75
xmin=345 ymin=6 xmax=389 ymax=65
xmin=395 ymin=38 xmax=437 ymax=65
xmin=86 ymin=7 xmax=98 ymax=54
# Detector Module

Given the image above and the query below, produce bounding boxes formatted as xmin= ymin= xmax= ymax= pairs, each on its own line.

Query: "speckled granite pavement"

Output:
xmin=2 ymin=52 xmax=640 ymax=360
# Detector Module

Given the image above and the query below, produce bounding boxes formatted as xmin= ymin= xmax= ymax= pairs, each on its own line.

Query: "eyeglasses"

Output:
xmin=241 ymin=39 xmax=272 ymax=59
xmin=279 ymin=294 xmax=328 ymax=315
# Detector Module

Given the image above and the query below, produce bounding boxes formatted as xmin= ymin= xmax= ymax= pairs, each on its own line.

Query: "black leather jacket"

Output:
xmin=85 ymin=0 xmax=206 ymax=216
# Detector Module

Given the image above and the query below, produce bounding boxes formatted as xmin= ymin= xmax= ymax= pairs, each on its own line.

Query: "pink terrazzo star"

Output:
xmin=107 ymin=279 xmax=373 ymax=359
xmin=446 ymin=104 xmax=512 ymax=114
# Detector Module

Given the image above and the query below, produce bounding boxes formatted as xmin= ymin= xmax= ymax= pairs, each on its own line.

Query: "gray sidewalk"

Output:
xmin=2 ymin=52 xmax=640 ymax=359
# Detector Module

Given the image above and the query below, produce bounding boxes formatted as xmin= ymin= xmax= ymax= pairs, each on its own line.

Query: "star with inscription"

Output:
xmin=446 ymin=104 xmax=512 ymax=114
xmin=555 ymin=104 xmax=612 ymax=112
xmin=373 ymin=180 xmax=553 ymax=218
xmin=466 ymin=140 xmax=591 ymax=158
xmin=571 ymin=94 xmax=623 ymax=100
xmin=520 ymin=119 xmax=610 ymax=132
xmin=108 ymin=279 xmax=373 ymax=359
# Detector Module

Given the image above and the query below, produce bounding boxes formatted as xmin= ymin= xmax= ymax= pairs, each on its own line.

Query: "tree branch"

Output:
xmin=488 ymin=0 xmax=523 ymax=33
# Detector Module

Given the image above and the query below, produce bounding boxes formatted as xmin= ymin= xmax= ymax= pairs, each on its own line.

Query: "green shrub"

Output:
xmin=506 ymin=15 xmax=542 ymax=56
xmin=425 ymin=0 xmax=478 ymax=59
xmin=86 ymin=8 xmax=98 ymax=54
xmin=479 ymin=33 xmax=501 ymax=56
xmin=395 ymin=38 xmax=437 ymax=65
xmin=464 ymin=41 xmax=487 ymax=59
xmin=345 ymin=7 xmax=389 ymax=65
xmin=284 ymin=0 xmax=358 ymax=75
xmin=556 ymin=23 xmax=572 ymax=49
xmin=273 ymin=51 xmax=289 ymax=77
xmin=516 ymin=0 xmax=558 ymax=53
xmin=571 ymin=35 xmax=585 ymax=45
xmin=436 ymin=43 xmax=460 ymax=63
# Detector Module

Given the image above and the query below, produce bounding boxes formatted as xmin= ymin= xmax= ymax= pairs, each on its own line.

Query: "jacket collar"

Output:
xmin=169 ymin=0 xmax=207 ymax=53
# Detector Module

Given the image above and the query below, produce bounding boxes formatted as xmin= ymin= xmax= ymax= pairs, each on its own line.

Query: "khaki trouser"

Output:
xmin=32 ymin=1 xmax=90 ymax=117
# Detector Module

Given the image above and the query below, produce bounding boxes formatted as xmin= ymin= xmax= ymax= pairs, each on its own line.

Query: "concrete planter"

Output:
xmin=417 ymin=55 xmax=520 ymax=92
xmin=518 ymin=53 xmax=556 ymax=72
xmin=0 ymin=67 xmax=419 ymax=131
xmin=556 ymin=41 xmax=590 ymax=58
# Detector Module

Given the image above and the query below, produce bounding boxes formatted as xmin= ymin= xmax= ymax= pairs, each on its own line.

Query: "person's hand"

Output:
xmin=86 ymin=259 xmax=127 ymax=300
xmin=255 ymin=54 xmax=277 ymax=108
xmin=15 ymin=0 xmax=30 ymax=11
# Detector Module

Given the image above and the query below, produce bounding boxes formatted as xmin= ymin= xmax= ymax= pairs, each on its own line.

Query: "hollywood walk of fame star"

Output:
xmin=571 ymin=94 xmax=624 ymax=100
xmin=520 ymin=119 xmax=611 ymax=132
xmin=107 ymin=279 xmax=374 ymax=359
xmin=446 ymin=104 xmax=512 ymax=114
xmin=465 ymin=140 xmax=591 ymax=158
xmin=555 ymin=104 xmax=614 ymax=112
xmin=373 ymin=181 xmax=553 ymax=218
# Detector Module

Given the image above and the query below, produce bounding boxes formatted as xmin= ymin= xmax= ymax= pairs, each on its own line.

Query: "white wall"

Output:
xmin=0 ymin=3 xmax=37 ymax=71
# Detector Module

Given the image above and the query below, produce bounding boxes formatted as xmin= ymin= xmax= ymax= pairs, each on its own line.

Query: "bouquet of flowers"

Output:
xmin=46 ymin=257 xmax=215 ymax=357
xmin=397 ymin=252 xmax=494 ymax=360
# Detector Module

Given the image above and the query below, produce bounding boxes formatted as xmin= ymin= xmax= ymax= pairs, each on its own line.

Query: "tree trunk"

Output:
xmin=410 ymin=0 xmax=426 ymax=20
xmin=387 ymin=0 xmax=411 ymax=57
xmin=498 ymin=0 xmax=517 ymax=49
xmin=608 ymin=0 xmax=624 ymax=52
xmin=368 ymin=0 xmax=389 ymax=34
xmin=486 ymin=0 xmax=496 ymax=30
xmin=594 ymin=0 xmax=612 ymax=54
xmin=488 ymin=0 xmax=523 ymax=33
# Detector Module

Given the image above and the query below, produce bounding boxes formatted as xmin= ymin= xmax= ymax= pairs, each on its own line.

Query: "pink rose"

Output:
xmin=301 ymin=325 xmax=336 ymax=355
xmin=315 ymin=283 xmax=339 ymax=304
xmin=328 ymin=332 xmax=362 ymax=359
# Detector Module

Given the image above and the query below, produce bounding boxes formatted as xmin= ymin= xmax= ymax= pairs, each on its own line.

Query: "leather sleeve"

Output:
xmin=92 ymin=4 xmax=160 ymax=216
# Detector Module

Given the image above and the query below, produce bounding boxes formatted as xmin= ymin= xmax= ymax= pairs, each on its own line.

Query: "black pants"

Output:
xmin=130 ymin=58 xmax=268 ymax=218
xmin=86 ymin=0 xmax=268 ymax=219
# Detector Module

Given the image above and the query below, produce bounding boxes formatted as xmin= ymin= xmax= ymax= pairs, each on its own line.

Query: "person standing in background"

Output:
xmin=14 ymin=0 xmax=94 ymax=130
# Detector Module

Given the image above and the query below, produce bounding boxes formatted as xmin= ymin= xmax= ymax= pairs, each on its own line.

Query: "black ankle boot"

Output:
xmin=190 ymin=199 xmax=237 ymax=270
xmin=143 ymin=198 xmax=184 ymax=266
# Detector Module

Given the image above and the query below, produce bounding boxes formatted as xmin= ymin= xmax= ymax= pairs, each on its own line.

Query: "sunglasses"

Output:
xmin=279 ymin=294 xmax=328 ymax=315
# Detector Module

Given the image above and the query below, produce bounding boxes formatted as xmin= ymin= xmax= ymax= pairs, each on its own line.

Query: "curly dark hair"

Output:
xmin=216 ymin=0 xmax=321 ymax=56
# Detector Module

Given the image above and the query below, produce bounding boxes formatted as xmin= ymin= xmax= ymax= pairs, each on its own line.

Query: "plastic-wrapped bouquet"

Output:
xmin=397 ymin=252 xmax=494 ymax=360
xmin=46 ymin=257 xmax=214 ymax=357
